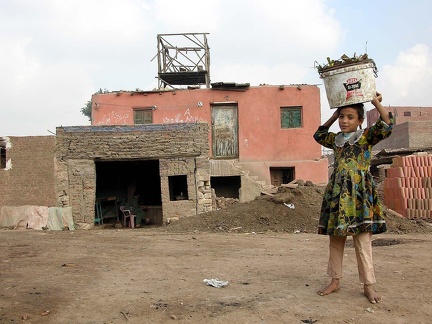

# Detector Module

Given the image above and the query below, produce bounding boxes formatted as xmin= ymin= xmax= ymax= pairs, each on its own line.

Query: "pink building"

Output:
xmin=92 ymin=83 xmax=328 ymax=202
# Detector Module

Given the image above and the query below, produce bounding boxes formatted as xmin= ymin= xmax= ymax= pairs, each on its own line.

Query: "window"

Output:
xmin=281 ymin=106 xmax=302 ymax=128
xmin=168 ymin=175 xmax=188 ymax=201
xmin=0 ymin=138 xmax=7 ymax=169
xmin=0 ymin=146 xmax=6 ymax=169
xmin=403 ymin=111 xmax=411 ymax=117
xmin=133 ymin=108 xmax=153 ymax=124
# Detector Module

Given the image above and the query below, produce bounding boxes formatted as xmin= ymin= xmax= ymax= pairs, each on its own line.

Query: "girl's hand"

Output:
xmin=332 ymin=107 xmax=341 ymax=120
xmin=371 ymin=91 xmax=391 ymax=124
xmin=372 ymin=92 xmax=382 ymax=106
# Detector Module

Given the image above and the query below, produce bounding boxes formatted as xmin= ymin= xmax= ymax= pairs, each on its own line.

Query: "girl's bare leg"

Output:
xmin=364 ymin=284 xmax=381 ymax=303
xmin=318 ymin=278 xmax=340 ymax=296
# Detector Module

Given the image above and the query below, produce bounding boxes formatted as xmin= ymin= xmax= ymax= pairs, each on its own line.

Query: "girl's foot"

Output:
xmin=364 ymin=284 xmax=381 ymax=303
xmin=318 ymin=278 xmax=340 ymax=296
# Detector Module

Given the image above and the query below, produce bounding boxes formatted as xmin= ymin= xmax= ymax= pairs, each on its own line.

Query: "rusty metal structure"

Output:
xmin=156 ymin=33 xmax=210 ymax=89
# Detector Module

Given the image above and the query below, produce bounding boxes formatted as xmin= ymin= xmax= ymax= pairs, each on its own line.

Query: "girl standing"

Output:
xmin=313 ymin=92 xmax=392 ymax=303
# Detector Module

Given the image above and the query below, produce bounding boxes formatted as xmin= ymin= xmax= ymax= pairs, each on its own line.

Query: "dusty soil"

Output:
xmin=1 ymin=184 xmax=432 ymax=324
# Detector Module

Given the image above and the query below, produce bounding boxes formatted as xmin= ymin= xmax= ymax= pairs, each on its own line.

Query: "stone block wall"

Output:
xmin=159 ymin=156 xmax=212 ymax=219
xmin=55 ymin=123 xmax=210 ymax=225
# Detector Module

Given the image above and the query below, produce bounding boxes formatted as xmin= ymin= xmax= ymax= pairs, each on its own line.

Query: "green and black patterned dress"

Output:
xmin=313 ymin=116 xmax=393 ymax=236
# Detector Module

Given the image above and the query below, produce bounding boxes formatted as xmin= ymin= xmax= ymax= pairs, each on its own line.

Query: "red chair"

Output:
xmin=119 ymin=206 xmax=136 ymax=229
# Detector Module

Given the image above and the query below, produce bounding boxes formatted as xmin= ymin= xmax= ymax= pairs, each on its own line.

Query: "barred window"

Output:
xmin=133 ymin=109 xmax=153 ymax=124
xmin=281 ymin=106 xmax=302 ymax=128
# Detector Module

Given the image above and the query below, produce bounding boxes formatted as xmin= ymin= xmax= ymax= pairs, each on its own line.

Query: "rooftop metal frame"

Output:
xmin=156 ymin=33 xmax=210 ymax=89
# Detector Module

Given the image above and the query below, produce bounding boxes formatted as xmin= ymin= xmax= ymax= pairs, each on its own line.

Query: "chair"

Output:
xmin=119 ymin=206 xmax=136 ymax=229
xmin=94 ymin=201 xmax=103 ymax=225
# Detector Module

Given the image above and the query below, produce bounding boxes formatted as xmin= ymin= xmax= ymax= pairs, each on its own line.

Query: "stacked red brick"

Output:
xmin=384 ymin=153 xmax=432 ymax=219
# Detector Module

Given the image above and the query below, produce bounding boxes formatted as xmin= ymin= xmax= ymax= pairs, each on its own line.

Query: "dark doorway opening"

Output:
xmin=270 ymin=167 xmax=295 ymax=186
xmin=95 ymin=160 xmax=162 ymax=226
xmin=211 ymin=176 xmax=240 ymax=199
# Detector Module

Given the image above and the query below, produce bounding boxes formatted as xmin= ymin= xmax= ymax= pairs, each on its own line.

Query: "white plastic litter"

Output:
xmin=203 ymin=278 xmax=229 ymax=288
xmin=284 ymin=203 xmax=295 ymax=209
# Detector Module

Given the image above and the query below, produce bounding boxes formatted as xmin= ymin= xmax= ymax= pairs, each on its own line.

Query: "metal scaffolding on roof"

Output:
xmin=156 ymin=33 xmax=210 ymax=89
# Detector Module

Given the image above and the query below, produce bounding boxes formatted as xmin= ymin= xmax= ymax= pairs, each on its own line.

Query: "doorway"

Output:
xmin=95 ymin=160 xmax=162 ymax=225
xmin=211 ymin=104 xmax=238 ymax=158
xmin=211 ymin=176 xmax=241 ymax=199
xmin=269 ymin=167 xmax=295 ymax=186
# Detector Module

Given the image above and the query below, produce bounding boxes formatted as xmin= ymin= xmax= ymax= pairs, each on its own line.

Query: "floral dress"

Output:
xmin=313 ymin=116 xmax=393 ymax=236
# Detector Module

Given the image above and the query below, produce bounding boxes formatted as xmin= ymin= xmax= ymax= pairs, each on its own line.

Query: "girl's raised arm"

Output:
xmin=322 ymin=108 xmax=341 ymax=128
xmin=372 ymin=92 xmax=391 ymax=125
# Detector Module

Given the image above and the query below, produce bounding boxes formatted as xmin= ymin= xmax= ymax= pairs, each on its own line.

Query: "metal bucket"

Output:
xmin=319 ymin=60 xmax=377 ymax=108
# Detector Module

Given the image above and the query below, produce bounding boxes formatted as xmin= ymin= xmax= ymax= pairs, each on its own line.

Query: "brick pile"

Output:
xmin=384 ymin=153 xmax=432 ymax=219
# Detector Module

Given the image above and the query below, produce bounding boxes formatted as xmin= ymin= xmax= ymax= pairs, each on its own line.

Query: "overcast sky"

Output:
xmin=1 ymin=0 xmax=431 ymax=136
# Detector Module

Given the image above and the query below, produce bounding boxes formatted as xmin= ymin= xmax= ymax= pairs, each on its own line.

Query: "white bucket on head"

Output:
xmin=319 ymin=61 xmax=377 ymax=108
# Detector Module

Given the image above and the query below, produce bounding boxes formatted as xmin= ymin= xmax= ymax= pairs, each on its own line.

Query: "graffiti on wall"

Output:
xmin=96 ymin=111 xmax=130 ymax=125
xmin=162 ymin=108 xmax=207 ymax=124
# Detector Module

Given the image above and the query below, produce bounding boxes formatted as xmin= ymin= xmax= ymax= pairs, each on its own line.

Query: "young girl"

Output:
xmin=313 ymin=92 xmax=393 ymax=304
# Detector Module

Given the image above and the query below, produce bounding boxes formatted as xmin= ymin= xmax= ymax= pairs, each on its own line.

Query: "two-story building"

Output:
xmin=89 ymin=83 xmax=328 ymax=224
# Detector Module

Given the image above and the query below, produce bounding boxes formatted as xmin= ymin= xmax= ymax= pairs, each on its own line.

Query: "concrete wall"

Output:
xmin=0 ymin=136 xmax=57 ymax=207
xmin=91 ymin=85 xmax=328 ymax=185
xmin=55 ymin=123 xmax=210 ymax=226
xmin=373 ymin=121 xmax=432 ymax=151
xmin=373 ymin=123 xmax=410 ymax=151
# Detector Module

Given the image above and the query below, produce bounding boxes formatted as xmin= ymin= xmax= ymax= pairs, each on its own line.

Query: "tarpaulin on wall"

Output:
xmin=47 ymin=207 xmax=74 ymax=230
xmin=0 ymin=206 xmax=74 ymax=230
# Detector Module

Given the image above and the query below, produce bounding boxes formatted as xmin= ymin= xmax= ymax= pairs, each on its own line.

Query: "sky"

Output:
xmin=1 ymin=0 xmax=431 ymax=136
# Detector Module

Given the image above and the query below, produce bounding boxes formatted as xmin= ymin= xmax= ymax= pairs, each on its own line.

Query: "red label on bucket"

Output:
xmin=343 ymin=78 xmax=363 ymax=100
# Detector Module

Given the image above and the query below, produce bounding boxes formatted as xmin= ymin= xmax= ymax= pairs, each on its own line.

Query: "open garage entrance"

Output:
xmin=95 ymin=160 xmax=163 ymax=226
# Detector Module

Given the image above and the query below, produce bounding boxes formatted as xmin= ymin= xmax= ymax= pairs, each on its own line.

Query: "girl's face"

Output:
xmin=338 ymin=107 xmax=363 ymax=133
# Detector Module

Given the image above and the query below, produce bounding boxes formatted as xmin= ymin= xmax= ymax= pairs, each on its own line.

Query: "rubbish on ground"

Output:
xmin=203 ymin=278 xmax=228 ymax=288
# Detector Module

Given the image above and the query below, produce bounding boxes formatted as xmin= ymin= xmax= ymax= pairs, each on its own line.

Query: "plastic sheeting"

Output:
xmin=47 ymin=207 xmax=74 ymax=230
xmin=0 ymin=206 xmax=74 ymax=230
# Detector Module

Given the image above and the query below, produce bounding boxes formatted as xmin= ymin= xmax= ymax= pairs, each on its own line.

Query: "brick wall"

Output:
xmin=408 ymin=121 xmax=432 ymax=147
xmin=55 ymin=123 xmax=211 ymax=225
xmin=373 ymin=121 xmax=432 ymax=151
xmin=0 ymin=136 xmax=57 ymax=207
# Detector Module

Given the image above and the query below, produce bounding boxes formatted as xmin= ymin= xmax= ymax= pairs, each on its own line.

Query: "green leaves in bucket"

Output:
xmin=315 ymin=53 xmax=376 ymax=74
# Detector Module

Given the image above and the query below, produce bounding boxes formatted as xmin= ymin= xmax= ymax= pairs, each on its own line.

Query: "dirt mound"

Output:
xmin=160 ymin=184 xmax=432 ymax=235
xmin=382 ymin=208 xmax=432 ymax=234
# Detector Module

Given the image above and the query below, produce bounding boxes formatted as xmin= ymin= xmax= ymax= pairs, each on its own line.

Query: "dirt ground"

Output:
xmin=1 ymin=184 xmax=432 ymax=324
